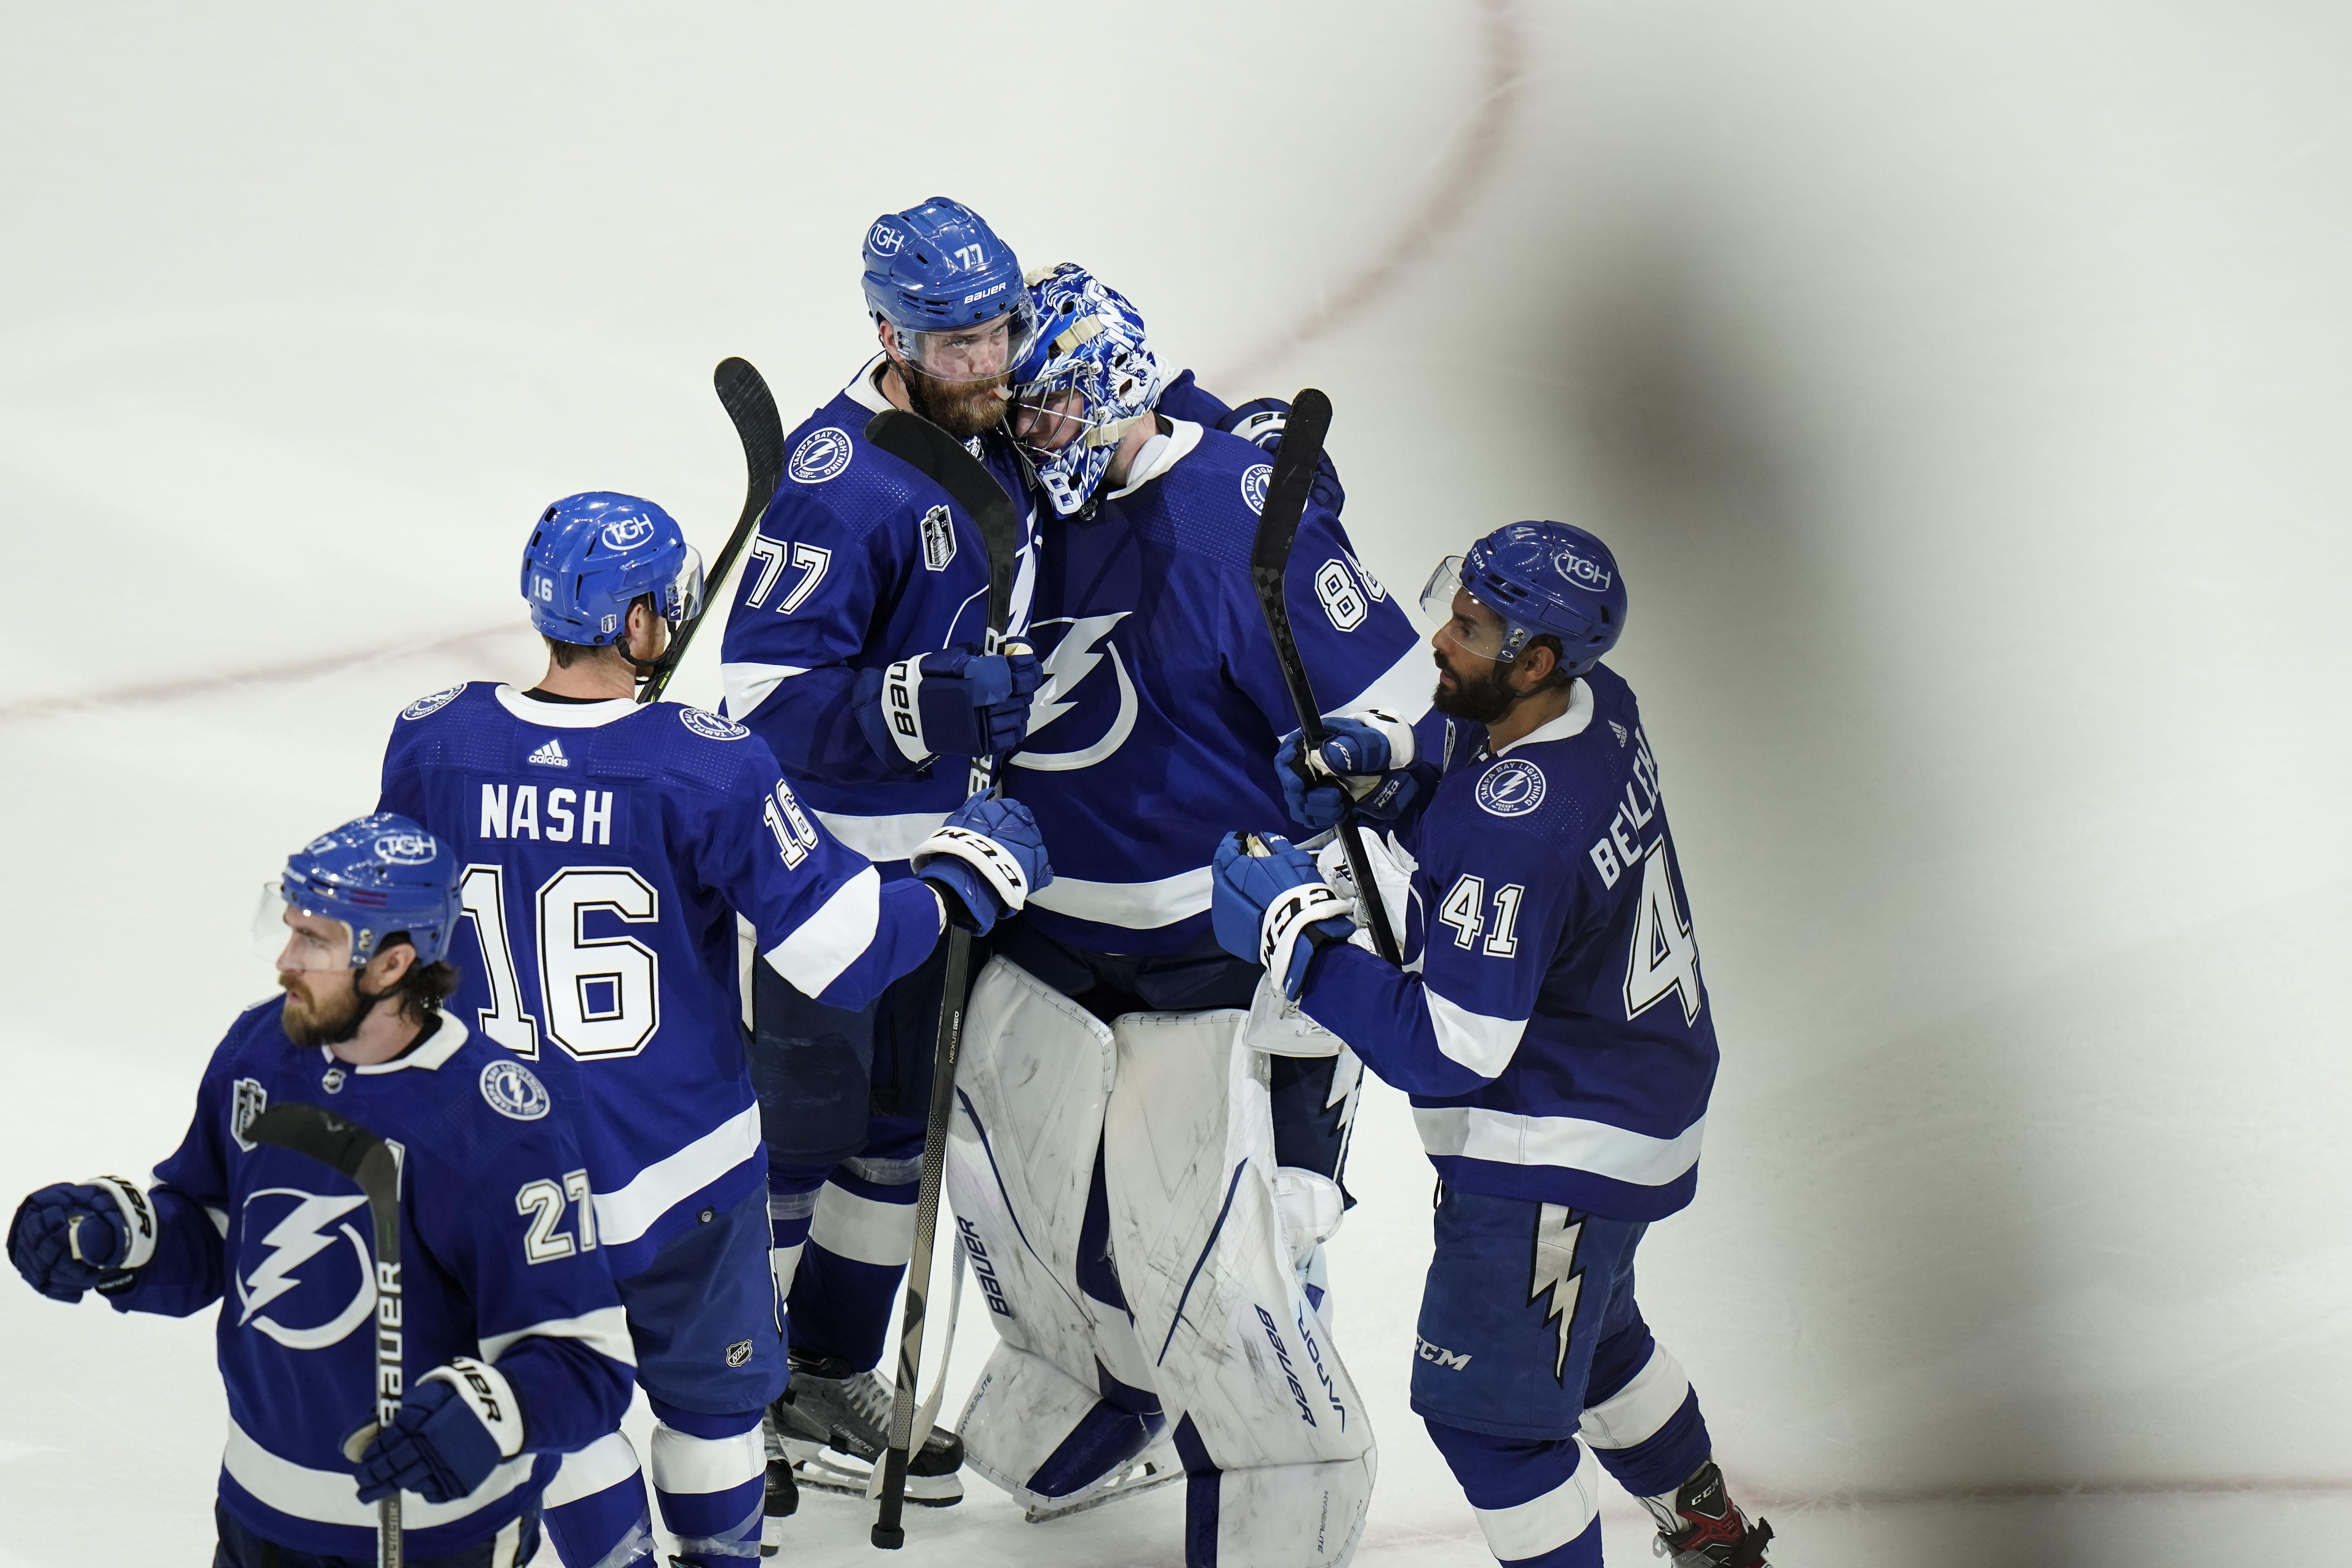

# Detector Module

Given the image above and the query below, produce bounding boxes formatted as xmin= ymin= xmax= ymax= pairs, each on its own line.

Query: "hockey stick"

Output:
xmin=244 ymin=1102 xmax=406 ymax=1568
xmin=639 ymin=356 xmax=787 ymax=704
xmin=1248 ymin=389 xmax=1403 ymax=965
xmin=859 ymin=408 xmax=1024 ymax=1550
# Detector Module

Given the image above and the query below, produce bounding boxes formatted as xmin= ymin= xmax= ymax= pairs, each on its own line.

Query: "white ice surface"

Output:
xmin=5 ymin=3 xmax=2351 ymax=1565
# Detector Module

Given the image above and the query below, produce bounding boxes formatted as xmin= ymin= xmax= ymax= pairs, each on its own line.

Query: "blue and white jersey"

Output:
xmin=109 ymin=1002 xmax=632 ymax=1560
xmin=718 ymin=355 xmax=1036 ymax=869
xmin=1007 ymin=421 xmax=1426 ymax=954
xmin=377 ymin=682 xmax=946 ymax=1275
xmin=1299 ymin=664 xmax=1719 ymax=1220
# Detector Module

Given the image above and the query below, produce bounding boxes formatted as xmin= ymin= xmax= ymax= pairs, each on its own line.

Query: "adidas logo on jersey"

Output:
xmin=1609 ymin=721 xmax=1628 ymax=747
xmin=527 ymin=738 xmax=569 ymax=768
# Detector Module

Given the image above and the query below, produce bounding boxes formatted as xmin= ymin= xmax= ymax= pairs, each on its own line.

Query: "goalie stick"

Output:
xmin=1249 ymin=388 xmax=1403 ymax=965
xmin=859 ymin=408 xmax=1025 ymax=1550
xmin=639 ymin=356 xmax=787 ymax=704
xmin=244 ymin=1101 xmax=407 ymax=1568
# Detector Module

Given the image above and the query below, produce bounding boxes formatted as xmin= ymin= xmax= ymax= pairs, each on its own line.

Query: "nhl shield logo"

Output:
xmin=479 ymin=1060 xmax=552 ymax=1122
xmin=1474 ymin=758 xmax=1548 ymax=818
xmin=788 ymin=427 xmax=853 ymax=485
xmin=725 ymin=1339 xmax=755 ymax=1368
xmin=918 ymin=505 xmax=956 ymax=572
xmin=231 ymin=1078 xmax=269 ymax=1152
xmin=1240 ymin=463 xmax=1272 ymax=516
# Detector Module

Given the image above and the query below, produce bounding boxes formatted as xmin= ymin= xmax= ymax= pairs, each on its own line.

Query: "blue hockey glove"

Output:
xmin=855 ymin=641 xmax=1042 ymax=771
xmin=8 ymin=1178 xmax=157 ymax=1303
xmin=354 ymin=1359 xmax=521 ymax=1505
xmin=1220 ymin=397 xmax=1346 ymax=517
xmin=913 ymin=793 xmax=1053 ymax=936
xmin=1211 ymin=832 xmax=1356 ymax=1000
xmin=1277 ymin=710 xmax=1421 ymax=833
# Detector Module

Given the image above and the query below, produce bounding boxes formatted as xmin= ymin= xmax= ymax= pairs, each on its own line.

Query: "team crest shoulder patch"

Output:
xmin=918 ymin=505 xmax=956 ymax=572
xmin=401 ymin=684 xmax=466 ymax=721
xmin=231 ymin=1078 xmax=268 ymax=1151
xmin=788 ymin=426 xmax=853 ymax=485
xmin=1475 ymin=758 xmax=1548 ymax=818
xmin=479 ymin=1060 xmax=551 ymax=1122
xmin=1240 ymin=463 xmax=1272 ymax=516
xmin=679 ymin=708 xmax=750 ymax=742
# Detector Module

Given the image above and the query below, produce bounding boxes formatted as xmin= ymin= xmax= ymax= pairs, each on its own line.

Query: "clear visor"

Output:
xmin=1419 ymin=555 xmax=1534 ymax=664
xmin=661 ymin=546 xmax=706 ymax=627
xmin=252 ymin=884 xmax=358 ymax=973
xmin=895 ymin=295 xmax=1040 ymax=385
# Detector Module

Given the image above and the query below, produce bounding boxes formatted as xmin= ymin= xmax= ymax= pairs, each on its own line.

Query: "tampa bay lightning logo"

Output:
xmin=400 ymin=684 xmax=465 ymax=721
xmin=1474 ymin=758 xmax=1548 ymax=818
xmin=601 ymin=517 xmax=657 ymax=551
xmin=372 ymin=831 xmax=436 ymax=866
xmin=679 ymin=708 xmax=750 ymax=742
xmin=1240 ymin=463 xmax=1272 ymax=516
xmin=479 ymin=1059 xmax=551 ymax=1122
xmin=789 ymin=427 xmax=853 ymax=485
xmin=868 ymin=222 xmax=905 ymax=256
xmin=1012 ymin=613 xmax=1138 ymax=773
xmin=234 ymin=1187 xmax=376 ymax=1351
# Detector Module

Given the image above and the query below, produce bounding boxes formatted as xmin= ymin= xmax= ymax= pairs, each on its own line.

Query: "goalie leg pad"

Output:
xmin=947 ymin=958 xmax=1163 ymax=1500
xmin=1103 ymin=1009 xmax=1375 ymax=1567
xmin=957 ymin=1337 xmax=1166 ymax=1512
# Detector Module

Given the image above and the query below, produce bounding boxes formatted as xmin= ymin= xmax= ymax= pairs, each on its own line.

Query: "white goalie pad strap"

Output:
xmin=946 ymin=958 xmax=1160 ymax=1483
xmin=877 ymin=657 xmax=935 ymax=766
xmin=1270 ymin=1168 xmax=1345 ymax=1270
xmin=1259 ymin=882 xmax=1353 ymax=987
xmin=911 ymin=824 xmax=1032 ymax=911
xmin=1101 ymin=1010 xmax=1374 ymax=1482
xmin=423 ymin=1357 xmax=526 ymax=1459
xmin=1315 ymin=832 xmax=1417 ymax=958
xmin=80 ymin=1175 xmax=158 ymax=1269
xmin=1242 ymin=967 xmax=1344 ymax=1057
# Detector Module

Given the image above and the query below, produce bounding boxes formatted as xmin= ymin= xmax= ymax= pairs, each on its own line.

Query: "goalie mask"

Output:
xmin=1009 ymin=263 xmax=1162 ymax=519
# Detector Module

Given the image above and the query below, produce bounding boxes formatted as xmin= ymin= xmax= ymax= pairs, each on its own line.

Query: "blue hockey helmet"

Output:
xmin=861 ymin=197 xmax=1039 ymax=383
xmin=521 ymin=492 xmax=704 ymax=646
xmin=1009 ymin=263 xmax=1162 ymax=517
xmin=1419 ymin=521 xmax=1627 ymax=675
xmin=258 ymin=813 xmax=460 ymax=971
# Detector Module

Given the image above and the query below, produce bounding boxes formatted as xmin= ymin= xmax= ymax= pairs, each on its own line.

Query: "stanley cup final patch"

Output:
xmin=919 ymin=505 xmax=956 ymax=572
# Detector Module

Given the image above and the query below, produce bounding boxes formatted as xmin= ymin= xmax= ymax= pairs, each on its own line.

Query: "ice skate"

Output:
xmin=1643 ymin=1460 xmax=1774 ymax=1567
xmin=758 ymin=1409 xmax=799 ymax=1556
xmin=771 ymin=1353 xmax=964 ymax=1506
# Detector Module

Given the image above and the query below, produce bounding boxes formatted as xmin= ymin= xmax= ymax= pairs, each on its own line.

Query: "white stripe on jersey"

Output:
xmin=223 ymin=1416 xmax=537 ymax=1529
xmin=1425 ymin=987 xmax=1528 ymax=1079
xmin=811 ymin=808 xmax=952 ymax=864
xmin=719 ymin=661 xmax=810 ymax=721
xmin=1333 ymin=639 xmax=1439 ymax=722
xmin=764 ymin=865 xmax=882 ymax=997
xmin=478 ymin=1305 xmax=637 ymax=1368
xmin=592 ymin=1103 xmax=762 ymax=1248
xmin=1026 ymin=864 xmax=1213 ymax=930
xmin=1413 ymin=1105 xmax=1707 ymax=1189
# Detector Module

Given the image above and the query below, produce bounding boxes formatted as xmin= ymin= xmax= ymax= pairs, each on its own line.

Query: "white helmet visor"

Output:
xmin=895 ymin=295 xmax=1041 ymax=385
xmin=1419 ymin=555 xmax=1535 ymax=664
xmin=252 ymin=884 xmax=357 ymax=973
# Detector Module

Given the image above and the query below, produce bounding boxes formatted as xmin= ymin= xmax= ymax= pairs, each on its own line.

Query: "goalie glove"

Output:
xmin=912 ymin=793 xmax=1053 ymax=936
xmin=1211 ymin=831 xmax=1356 ymax=1000
xmin=1276 ymin=709 xmax=1420 ymax=833
xmin=7 ymin=1177 xmax=159 ymax=1303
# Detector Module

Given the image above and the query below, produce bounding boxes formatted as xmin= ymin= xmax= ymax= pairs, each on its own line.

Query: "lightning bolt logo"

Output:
xmin=1529 ymin=1203 xmax=1586 ymax=1384
xmin=1014 ymin=612 xmax=1137 ymax=772
xmin=234 ymin=1189 xmax=377 ymax=1352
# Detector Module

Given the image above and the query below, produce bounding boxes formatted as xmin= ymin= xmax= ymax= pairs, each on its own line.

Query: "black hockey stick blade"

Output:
xmin=864 ymin=409 xmax=1022 ymax=641
xmin=1243 ymin=389 xmax=1402 ymax=965
xmin=640 ymin=357 xmax=787 ymax=704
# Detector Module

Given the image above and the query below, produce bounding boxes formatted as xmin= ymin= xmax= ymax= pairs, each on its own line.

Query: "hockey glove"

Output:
xmin=854 ymin=641 xmax=1042 ymax=771
xmin=913 ymin=793 xmax=1053 ymax=936
xmin=1220 ymin=397 xmax=1346 ymax=517
xmin=1211 ymin=832 xmax=1356 ymax=1000
xmin=7 ymin=1178 xmax=158 ymax=1303
xmin=354 ymin=1358 xmax=522 ymax=1505
xmin=1276 ymin=710 xmax=1421 ymax=833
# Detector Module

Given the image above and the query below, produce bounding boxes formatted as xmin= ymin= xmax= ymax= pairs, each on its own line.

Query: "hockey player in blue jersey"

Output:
xmin=1211 ymin=522 xmax=1775 ymax=1568
xmin=379 ymin=493 xmax=1049 ymax=1564
xmin=715 ymin=195 xmax=1046 ymax=1507
xmin=7 ymin=817 xmax=634 ymax=1566
xmin=931 ymin=263 xmax=1428 ymax=1566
